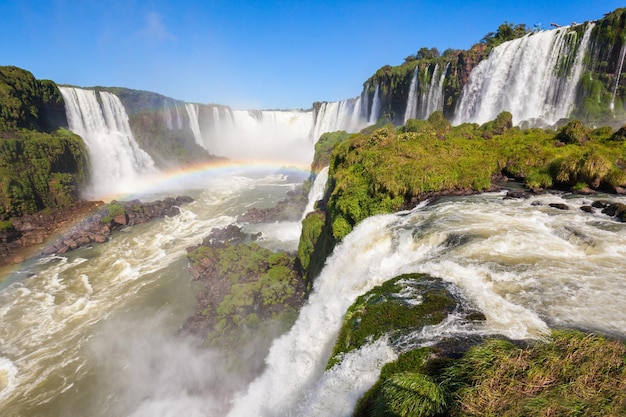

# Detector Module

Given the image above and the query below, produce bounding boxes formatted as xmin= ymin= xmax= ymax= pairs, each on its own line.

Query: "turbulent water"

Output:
xmin=0 ymin=170 xmax=306 ymax=417
xmin=2 ymin=183 xmax=625 ymax=417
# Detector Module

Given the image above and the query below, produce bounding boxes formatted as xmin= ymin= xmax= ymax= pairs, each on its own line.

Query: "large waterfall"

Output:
xmin=455 ymin=23 xmax=596 ymax=125
xmin=59 ymin=87 xmax=156 ymax=199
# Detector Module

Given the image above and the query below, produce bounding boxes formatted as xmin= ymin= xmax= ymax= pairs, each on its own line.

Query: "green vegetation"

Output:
xmin=187 ymin=241 xmax=306 ymax=347
xmin=0 ymin=66 xmax=88 ymax=220
xmin=297 ymin=113 xmax=626 ymax=284
xmin=572 ymin=8 xmax=626 ymax=122
xmin=352 ymin=330 xmax=626 ymax=417
xmin=444 ymin=330 xmax=626 ymax=416
xmin=0 ymin=66 xmax=66 ymax=132
xmin=480 ymin=22 xmax=530 ymax=49
xmin=0 ymin=129 xmax=88 ymax=219
xmin=325 ymin=115 xmax=626 ymax=241
xmin=327 ymin=274 xmax=461 ymax=369
xmin=311 ymin=130 xmax=352 ymax=171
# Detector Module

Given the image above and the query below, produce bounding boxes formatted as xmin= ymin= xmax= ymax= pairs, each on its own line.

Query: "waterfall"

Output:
xmin=209 ymin=110 xmax=314 ymax=163
xmin=311 ymin=99 xmax=367 ymax=142
xmin=368 ymin=84 xmax=381 ymax=124
xmin=455 ymin=23 xmax=595 ymax=125
xmin=163 ymin=103 xmax=173 ymax=130
xmin=361 ymin=83 xmax=370 ymax=122
xmin=423 ymin=63 xmax=448 ymax=118
xmin=228 ymin=191 xmax=626 ymax=416
xmin=610 ymin=43 xmax=626 ymax=111
xmin=301 ymin=166 xmax=329 ymax=220
xmin=59 ymin=87 xmax=156 ymax=198
xmin=184 ymin=103 xmax=204 ymax=147
xmin=403 ymin=67 xmax=419 ymax=123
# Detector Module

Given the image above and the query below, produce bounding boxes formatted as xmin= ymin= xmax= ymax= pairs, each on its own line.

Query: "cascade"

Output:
xmin=184 ymin=103 xmax=204 ymax=147
xmin=311 ymin=98 xmax=367 ymax=141
xmin=368 ymin=84 xmax=381 ymax=124
xmin=175 ymin=103 xmax=183 ymax=129
xmin=610 ymin=43 xmax=626 ymax=111
xmin=360 ymin=83 xmax=370 ymax=122
xmin=301 ymin=166 xmax=329 ymax=220
xmin=228 ymin=192 xmax=626 ymax=416
xmin=163 ymin=102 xmax=173 ymax=130
xmin=403 ymin=67 xmax=419 ymax=123
xmin=455 ymin=23 xmax=595 ymax=125
xmin=212 ymin=107 xmax=222 ymax=132
xmin=59 ymin=87 xmax=156 ymax=198
xmin=423 ymin=63 xmax=448 ymax=118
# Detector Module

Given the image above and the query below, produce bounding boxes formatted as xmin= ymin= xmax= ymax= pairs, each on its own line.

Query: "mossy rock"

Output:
xmin=327 ymin=274 xmax=482 ymax=369
xmin=557 ymin=120 xmax=590 ymax=145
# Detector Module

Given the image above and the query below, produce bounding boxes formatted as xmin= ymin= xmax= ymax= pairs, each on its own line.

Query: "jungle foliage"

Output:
xmin=0 ymin=67 xmax=88 ymax=219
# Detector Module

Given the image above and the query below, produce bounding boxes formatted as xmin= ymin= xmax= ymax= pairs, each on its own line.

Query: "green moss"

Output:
xmin=327 ymin=274 xmax=459 ymax=370
xmin=0 ymin=220 xmax=14 ymax=231
xmin=186 ymin=240 xmax=305 ymax=348
xmin=107 ymin=203 xmax=126 ymax=217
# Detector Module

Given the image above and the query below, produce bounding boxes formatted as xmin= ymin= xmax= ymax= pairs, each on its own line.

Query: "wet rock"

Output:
xmin=592 ymin=200 xmax=611 ymax=209
xmin=549 ymin=203 xmax=569 ymax=210
xmin=580 ymin=205 xmax=595 ymax=213
xmin=504 ymin=190 xmax=530 ymax=199
xmin=602 ymin=203 xmax=626 ymax=221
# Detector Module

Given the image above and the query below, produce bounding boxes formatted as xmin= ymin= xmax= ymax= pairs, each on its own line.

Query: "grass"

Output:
xmin=445 ymin=330 xmax=626 ymax=416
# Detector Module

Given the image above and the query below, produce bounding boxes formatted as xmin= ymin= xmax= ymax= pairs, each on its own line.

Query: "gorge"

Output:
xmin=1 ymin=7 xmax=626 ymax=417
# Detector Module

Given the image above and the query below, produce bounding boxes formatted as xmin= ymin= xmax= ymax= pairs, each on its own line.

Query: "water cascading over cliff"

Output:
xmin=60 ymin=87 xmax=156 ymax=198
xmin=455 ymin=23 xmax=596 ymax=125
xmin=403 ymin=63 xmax=449 ymax=123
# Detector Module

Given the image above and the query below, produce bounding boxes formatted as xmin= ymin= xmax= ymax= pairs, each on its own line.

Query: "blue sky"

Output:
xmin=1 ymin=1 xmax=622 ymax=109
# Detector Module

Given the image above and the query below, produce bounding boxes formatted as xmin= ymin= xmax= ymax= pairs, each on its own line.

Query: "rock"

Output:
xmin=113 ymin=213 xmax=129 ymax=225
xmin=549 ymin=203 xmax=569 ymax=210
xmin=602 ymin=203 xmax=626 ymax=220
xmin=504 ymin=190 xmax=530 ymax=199
xmin=592 ymin=200 xmax=611 ymax=209
xmin=580 ymin=206 xmax=595 ymax=213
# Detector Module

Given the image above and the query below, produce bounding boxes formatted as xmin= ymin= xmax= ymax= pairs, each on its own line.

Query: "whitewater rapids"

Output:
xmin=0 ymin=183 xmax=625 ymax=417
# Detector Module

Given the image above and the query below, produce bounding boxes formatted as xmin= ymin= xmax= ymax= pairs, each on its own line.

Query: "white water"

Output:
xmin=455 ymin=23 xmax=595 ymax=125
xmin=610 ymin=43 xmax=626 ymax=111
xmin=228 ymin=192 xmax=626 ymax=416
xmin=59 ymin=87 xmax=156 ymax=199
xmin=311 ymin=99 xmax=367 ymax=142
xmin=185 ymin=103 xmax=204 ymax=147
xmin=423 ymin=63 xmax=448 ymax=119
xmin=403 ymin=67 xmax=419 ymax=123
xmin=1 ymin=185 xmax=625 ymax=417
xmin=0 ymin=170 xmax=306 ymax=417
xmin=368 ymin=84 xmax=381 ymax=124
xmin=301 ymin=166 xmax=329 ymax=219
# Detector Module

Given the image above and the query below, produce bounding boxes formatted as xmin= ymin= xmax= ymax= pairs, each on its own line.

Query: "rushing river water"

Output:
xmin=1 ymin=172 xmax=625 ymax=417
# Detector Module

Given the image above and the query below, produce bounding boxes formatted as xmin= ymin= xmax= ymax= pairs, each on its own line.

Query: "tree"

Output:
xmin=416 ymin=47 xmax=440 ymax=60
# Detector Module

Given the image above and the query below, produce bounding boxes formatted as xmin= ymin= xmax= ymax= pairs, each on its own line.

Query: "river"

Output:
xmin=1 ymin=174 xmax=625 ymax=416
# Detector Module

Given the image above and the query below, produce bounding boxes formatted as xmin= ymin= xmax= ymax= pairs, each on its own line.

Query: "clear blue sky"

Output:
xmin=0 ymin=1 xmax=622 ymax=110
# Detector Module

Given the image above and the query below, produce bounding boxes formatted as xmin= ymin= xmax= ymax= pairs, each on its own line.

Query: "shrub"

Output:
xmin=557 ymin=120 xmax=590 ymax=145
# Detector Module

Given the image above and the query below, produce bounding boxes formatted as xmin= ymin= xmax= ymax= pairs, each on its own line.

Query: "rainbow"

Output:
xmin=87 ymin=158 xmax=315 ymax=203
